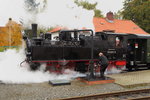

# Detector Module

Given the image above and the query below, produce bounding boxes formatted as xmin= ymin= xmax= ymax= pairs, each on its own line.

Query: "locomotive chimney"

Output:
xmin=32 ymin=24 xmax=38 ymax=37
xmin=106 ymin=11 xmax=114 ymax=20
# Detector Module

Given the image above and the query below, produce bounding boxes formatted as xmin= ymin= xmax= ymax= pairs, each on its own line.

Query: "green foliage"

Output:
xmin=75 ymin=0 xmax=97 ymax=10
xmin=74 ymin=0 xmax=103 ymax=17
xmin=114 ymin=10 xmax=123 ymax=19
xmin=122 ymin=0 xmax=150 ymax=33
xmin=24 ymin=26 xmax=54 ymax=38
xmin=0 ymin=46 xmax=20 ymax=52
xmin=37 ymin=26 xmax=54 ymax=35
xmin=0 ymin=47 xmax=5 ymax=52
xmin=94 ymin=9 xmax=103 ymax=17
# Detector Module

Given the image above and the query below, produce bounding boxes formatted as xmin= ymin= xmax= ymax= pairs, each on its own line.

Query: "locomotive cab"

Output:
xmin=95 ymin=32 xmax=128 ymax=70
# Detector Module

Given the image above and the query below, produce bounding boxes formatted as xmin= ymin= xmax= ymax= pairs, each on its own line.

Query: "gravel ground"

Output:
xmin=1 ymin=79 xmax=150 ymax=100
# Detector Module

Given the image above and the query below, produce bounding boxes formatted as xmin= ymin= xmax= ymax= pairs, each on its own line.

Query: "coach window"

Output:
xmin=116 ymin=36 xmax=123 ymax=47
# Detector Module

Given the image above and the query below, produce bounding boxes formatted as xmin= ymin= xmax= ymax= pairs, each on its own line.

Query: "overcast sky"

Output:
xmin=93 ymin=0 xmax=125 ymax=15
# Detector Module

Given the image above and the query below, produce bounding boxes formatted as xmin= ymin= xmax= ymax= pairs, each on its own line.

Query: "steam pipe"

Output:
xmin=32 ymin=24 xmax=38 ymax=37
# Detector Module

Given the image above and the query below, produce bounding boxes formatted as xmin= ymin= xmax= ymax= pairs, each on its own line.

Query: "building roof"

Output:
xmin=93 ymin=17 xmax=148 ymax=35
xmin=49 ymin=26 xmax=64 ymax=33
xmin=49 ymin=27 xmax=87 ymax=33
xmin=49 ymin=12 xmax=148 ymax=35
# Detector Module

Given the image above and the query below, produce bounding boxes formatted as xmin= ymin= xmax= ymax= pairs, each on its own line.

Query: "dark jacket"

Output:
xmin=99 ymin=55 xmax=109 ymax=65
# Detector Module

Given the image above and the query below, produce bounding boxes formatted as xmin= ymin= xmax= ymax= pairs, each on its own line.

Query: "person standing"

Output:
xmin=98 ymin=52 xmax=109 ymax=79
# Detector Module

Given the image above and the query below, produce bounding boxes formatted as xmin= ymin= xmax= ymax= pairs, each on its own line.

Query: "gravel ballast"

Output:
xmin=1 ymin=79 xmax=150 ymax=100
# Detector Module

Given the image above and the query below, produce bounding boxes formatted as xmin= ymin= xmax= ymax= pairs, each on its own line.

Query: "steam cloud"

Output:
xmin=0 ymin=48 xmax=85 ymax=84
xmin=0 ymin=0 xmax=94 ymax=29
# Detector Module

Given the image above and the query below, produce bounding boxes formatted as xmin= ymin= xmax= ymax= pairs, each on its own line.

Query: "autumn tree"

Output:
xmin=74 ymin=0 xmax=103 ymax=17
xmin=6 ymin=19 xmax=23 ymax=46
xmin=121 ymin=0 xmax=150 ymax=33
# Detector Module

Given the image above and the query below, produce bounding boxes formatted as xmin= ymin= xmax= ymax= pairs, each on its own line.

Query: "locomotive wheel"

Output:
xmin=126 ymin=65 xmax=132 ymax=71
xmin=134 ymin=65 xmax=138 ymax=71
xmin=147 ymin=64 xmax=150 ymax=69
xmin=75 ymin=62 xmax=87 ymax=73
xmin=30 ymin=62 xmax=40 ymax=71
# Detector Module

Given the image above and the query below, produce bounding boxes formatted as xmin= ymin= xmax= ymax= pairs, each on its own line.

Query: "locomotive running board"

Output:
xmin=49 ymin=80 xmax=71 ymax=86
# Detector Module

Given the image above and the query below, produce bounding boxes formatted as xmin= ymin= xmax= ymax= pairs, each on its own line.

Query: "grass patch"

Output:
xmin=0 ymin=47 xmax=5 ymax=52
xmin=0 ymin=46 xmax=20 ymax=52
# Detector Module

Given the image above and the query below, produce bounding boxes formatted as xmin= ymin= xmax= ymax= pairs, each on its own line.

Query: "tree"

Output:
xmin=114 ymin=10 xmax=123 ymax=19
xmin=94 ymin=9 xmax=103 ymax=18
xmin=121 ymin=0 xmax=150 ymax=33
xmin=74 ymin=0 xmax=103 ymax=17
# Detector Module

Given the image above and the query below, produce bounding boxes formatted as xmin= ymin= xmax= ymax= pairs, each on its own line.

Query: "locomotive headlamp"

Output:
xmin=135 ymin=43 xmax=138 ymax=48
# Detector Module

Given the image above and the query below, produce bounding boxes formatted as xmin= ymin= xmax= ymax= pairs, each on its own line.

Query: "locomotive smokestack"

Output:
xmin=32 ymin=24 xmax=38 ymax=37
xmin=106 ymin=11 xmax=114 ymax=20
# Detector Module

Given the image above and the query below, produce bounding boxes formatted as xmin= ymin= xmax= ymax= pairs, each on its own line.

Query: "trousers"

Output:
xmin=100 ymin=64 xmax=108 ymax=78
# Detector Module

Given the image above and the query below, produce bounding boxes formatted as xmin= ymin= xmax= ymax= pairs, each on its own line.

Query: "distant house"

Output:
xmin=49 ymin=11 xmax=148 ymax=40
xmin=49 ymin=26 xmax=66 ymax=40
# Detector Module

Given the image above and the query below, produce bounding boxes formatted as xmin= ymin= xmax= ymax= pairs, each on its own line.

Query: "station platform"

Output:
xmin=107 ymin=70 xmax=150 ymax=87
xmin=78 ymin=77 xmax=115 ymax=85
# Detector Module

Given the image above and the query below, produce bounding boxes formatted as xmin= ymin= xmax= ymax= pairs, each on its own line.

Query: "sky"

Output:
xmin=95 ymin=0 xmax=125 ymax=15
xmin=84 ymin=0 xmax=125 ymax=15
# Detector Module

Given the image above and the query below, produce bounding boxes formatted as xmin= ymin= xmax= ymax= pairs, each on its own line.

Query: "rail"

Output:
xmin=58 ymin=88 xmax=150 ymax=100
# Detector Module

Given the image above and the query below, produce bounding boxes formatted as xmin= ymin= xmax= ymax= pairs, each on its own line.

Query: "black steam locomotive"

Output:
xmin=24 ymin=24 xmax=150 ymax=73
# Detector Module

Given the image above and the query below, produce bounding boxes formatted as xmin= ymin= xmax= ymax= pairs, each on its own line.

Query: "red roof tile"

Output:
xmin=49 ymin=27 xmax=63 ymax=33
xmin=49 ymin=27 xmax=87 ymax=33
xmin=93 ymin=17 xmax=148 ymax=35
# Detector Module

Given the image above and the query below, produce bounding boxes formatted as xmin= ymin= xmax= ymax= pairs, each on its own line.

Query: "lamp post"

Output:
xmin=88 ymin=30 xmax=95 ymax=80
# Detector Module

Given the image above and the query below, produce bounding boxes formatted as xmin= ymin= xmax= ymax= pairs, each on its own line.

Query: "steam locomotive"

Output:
xmin=24 ymin=24 xmax=150 ymax=73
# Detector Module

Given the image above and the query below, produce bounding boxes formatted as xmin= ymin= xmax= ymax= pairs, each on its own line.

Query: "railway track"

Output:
xmin=59 ymin=88 xmax=150 ymax=100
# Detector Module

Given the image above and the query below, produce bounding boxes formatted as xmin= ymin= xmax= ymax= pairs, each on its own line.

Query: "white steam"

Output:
xmin=0 ymin=48 xmax=85 ymax=84
xmin=37 ymin=0 xmax=94 ymax=29
xmin=0 ymin=48 xmax=122 ymax=84
xmin=106 ymin=67 xmax=122 ymax=74
xmin=0 ymin=0 xmax=94 ymax=29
